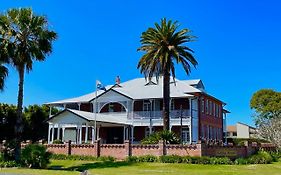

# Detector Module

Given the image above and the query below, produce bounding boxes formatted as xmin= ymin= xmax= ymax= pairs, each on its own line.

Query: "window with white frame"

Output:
xmin=143 ymin=100 xmax=151 ymax=111
xmin=201 ymin=99 xmax=205 ymax=113
xmin=181 ymin=127 xmax=190 ymax=143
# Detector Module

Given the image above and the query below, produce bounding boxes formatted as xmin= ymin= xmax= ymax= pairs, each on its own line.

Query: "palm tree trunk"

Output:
xmin=14 ymin=66 xmax=24 ymax=162
xmin=163 ymin=71 xmax=170 ymax=131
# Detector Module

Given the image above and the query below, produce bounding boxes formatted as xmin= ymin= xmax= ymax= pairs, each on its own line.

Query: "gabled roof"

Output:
xmin=47 ymin=109 xmax=128 ymax=125
xmin=46 ymin=77 xmax=208 ymax=105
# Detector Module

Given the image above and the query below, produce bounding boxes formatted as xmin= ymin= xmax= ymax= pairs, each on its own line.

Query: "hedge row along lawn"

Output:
xmin=1 ymin=159 xmax=281 ymax=175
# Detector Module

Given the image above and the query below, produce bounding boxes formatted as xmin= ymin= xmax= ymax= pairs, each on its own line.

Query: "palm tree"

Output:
xmin=0 ymin=8 xmax=57 ymax=161
xmin=137 ymin=18 xmax=198 ymax=131
xmin=0 ymin=62 xmax=8 ymax=91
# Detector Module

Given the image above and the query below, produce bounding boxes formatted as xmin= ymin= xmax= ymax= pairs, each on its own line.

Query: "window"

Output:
xmin=206 ymin=100 xmax=209 ymax=114
xmin=143 ymin=100 xmax=151 ymax=111
xmin=201 ymin=99 xmax=205 ymax=113
xmin=181 ymin=127 xmax=190 ymax=143
xmin=213 ymin=103 xmax=216 ymax=116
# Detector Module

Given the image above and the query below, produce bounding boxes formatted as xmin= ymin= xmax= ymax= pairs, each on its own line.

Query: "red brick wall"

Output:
xmin=199 ymin=95 xmax=223 ymax=141
xmin=71 ymin=144 xmax=96 ymax=156
xmin=100 ymin=144 xmax=126 ymax=160
xmin=46 ymin=144 xmax=67 ymax=155
xmin=166 ymin=144 xmax=202 ymax=156
xmin=43 ymin=141 xmax=261 ymax=160
xmin=132 ymin=144 xmax=160 ymax=156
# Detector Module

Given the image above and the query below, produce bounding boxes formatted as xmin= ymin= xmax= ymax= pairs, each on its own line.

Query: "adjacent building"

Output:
xmin=227 ymin=122 xmax=257 ymax=139
xmin=46 ymin=77 xmax=228 ymax=144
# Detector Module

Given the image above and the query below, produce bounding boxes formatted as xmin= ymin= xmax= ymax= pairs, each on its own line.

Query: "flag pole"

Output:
xmin=95 ymin=80 xmax=97 ymax=141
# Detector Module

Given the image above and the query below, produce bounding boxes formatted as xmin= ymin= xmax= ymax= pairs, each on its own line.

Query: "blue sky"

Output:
xmin=0 ymin=0 xmax=280 ymax=126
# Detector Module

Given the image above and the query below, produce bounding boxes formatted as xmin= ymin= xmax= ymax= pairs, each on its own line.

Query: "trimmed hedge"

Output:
xmin=50 ymin=154 xmax=115 ymax=162
xmin=126 ymin=151 xmax=275 ymax=165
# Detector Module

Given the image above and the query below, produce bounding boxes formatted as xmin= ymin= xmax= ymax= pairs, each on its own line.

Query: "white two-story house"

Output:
xmin=46 ymin=77 xmax=228 ymax=144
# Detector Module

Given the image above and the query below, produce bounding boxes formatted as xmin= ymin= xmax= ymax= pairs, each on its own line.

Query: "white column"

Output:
xmin=62 ymin=127 xmax=65 ymax=142
xmin=78 ymin=103 xmax=81 ymax=111
xmin=79 ymin=125 xmax=82 ymax=144
xmin=57 ymin=124 xmax=60 ymax=140
xmin=85 ymin=123 xmax=88 ymax=143
xmin=123 ymin=126 xmax=126 ymax=142
xmin=189 ymin=125 xmax=192 ymax=144
xmin=51 ymin=124 xmax=55 ymax=143
xmin=92 ymin=127 xmax=95 ymax=144
xmin=48 ymin=124 xmax=51 ymax=144
xmin=97 ymin=126 xmax=100 ymax=139
xmin=63 ymin=104 xmax=66 ymax=109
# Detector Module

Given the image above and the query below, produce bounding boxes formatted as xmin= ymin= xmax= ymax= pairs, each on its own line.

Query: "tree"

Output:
xmin=0 ymin=62 xmax=8 ymax=91
xmin=0 ymin=8 xmax=57 ymax=161
xmin=137 ymin=18 xmax=197 ymax=130
xmin=0 ymin=103 xmax=17 ymax=140
xmin=250 ymin=89 xmax=281 ymax=124
xmin=257 ymin=117 xmax=281 ymax=148
xmin=23 ymin=105 xmax=59 ymax=142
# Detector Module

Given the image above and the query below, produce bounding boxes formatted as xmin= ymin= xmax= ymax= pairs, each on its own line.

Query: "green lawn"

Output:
xmin=1 ymin=160 xmax=281 ymax=175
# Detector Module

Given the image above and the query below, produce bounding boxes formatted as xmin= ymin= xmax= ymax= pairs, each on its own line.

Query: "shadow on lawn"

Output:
xmin=49 ymin=161 xmax=135 ymax=172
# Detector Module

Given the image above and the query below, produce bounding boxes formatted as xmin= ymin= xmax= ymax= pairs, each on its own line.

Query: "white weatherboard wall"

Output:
xmin=237 ymin=123 xmax=250 ymax=138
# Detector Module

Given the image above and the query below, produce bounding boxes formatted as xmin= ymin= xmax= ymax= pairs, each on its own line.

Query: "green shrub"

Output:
xmin=141 ymin=130 xmax=180 ymax=144
xmin=126 ymin=156 xmax=139 ymax=163
xmin=21 ymin=144 xmax=51 ymax=168
xmin=52 ymin=139 xmax=63 ymax=144
xmin=234 ymin=158 xmax=249 ymax=165
xmin=159 ymin=155 xmax=182 ymax=163
xmin=268 ymin=151 xmax=281 ymax=162
xmin=138 ymin=155 xmax=158 ymax=162
xmin=0 ymin=161 xmax=18 ymax=168
xmin=248 ymin=151 xmax=273 ymax=164
xmin=50 ymin=154 xmax=115 ymax=162
xmin=209 ymin=157 xmax=232 ymax=165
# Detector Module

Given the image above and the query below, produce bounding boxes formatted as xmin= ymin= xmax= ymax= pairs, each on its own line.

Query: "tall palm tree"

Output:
xmin=0 ymin=8 xmax=57 ymax=161
xmin=0 ymin=62 xmax=8 ymax=91
xmin=137 ymin=18 xmax=198 ymax=131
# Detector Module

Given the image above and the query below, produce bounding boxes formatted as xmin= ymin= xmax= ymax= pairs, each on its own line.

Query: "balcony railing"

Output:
xmin=132 ymin=109 xmax=190 ymax=119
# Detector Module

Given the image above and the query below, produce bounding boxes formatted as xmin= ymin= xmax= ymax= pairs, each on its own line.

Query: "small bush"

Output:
xmin=234 ymin=158 xmax=249 ymax=165
xmin=52 ymin=139 xmax=63 ymax=144
xmin=209 ymin=157 xmax=232 ymax=165
xmin=269 ymin=151 xmax=281 ymax=162
xmin=21 ymin=144 xmax=51 ymax=168
xmin=248 ymin=151 xmax=272 ymax=164
xmin=141 ymin=130 xmax=180 ymax=144
xmin=126 ymin=156 xmax=139 ymax=163
xmin=138 ymin=155 xmax=158 ymax=162
xmin=0 ymin=161 xmax=18 ymax=168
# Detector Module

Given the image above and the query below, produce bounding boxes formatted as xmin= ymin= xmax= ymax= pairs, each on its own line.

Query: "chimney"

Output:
xmin=115 ymin=76 xmax=121 ymax=84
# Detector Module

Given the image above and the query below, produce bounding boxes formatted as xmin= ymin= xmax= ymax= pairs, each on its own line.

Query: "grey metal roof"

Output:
xmin=46 ymin=77 xmax=203 ymax=105
xmin=47 ymin=109 xmax=129 ymax=125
